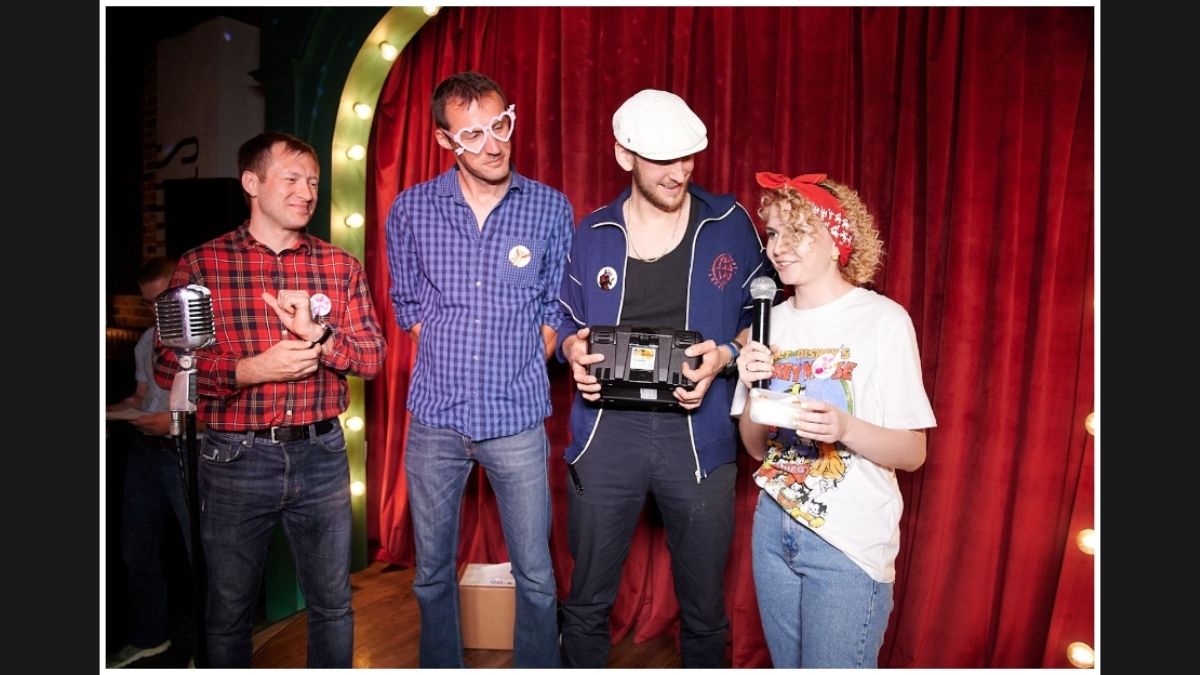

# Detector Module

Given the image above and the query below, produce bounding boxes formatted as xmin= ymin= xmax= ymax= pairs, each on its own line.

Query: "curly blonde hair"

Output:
xmin=757 ymin=178 xmax=884 ymax=286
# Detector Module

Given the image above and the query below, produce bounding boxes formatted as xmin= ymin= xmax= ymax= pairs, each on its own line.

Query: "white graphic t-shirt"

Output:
xmin=731 ymin=287 xmax=936 ymax=582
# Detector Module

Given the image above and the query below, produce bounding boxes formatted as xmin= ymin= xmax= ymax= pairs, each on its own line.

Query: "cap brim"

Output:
xmin=631 ymin=137 xmax=709 ymax=162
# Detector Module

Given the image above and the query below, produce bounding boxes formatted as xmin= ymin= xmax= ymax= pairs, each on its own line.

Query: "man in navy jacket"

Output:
xmin=556 ymin=89 xmax=766 ymax=667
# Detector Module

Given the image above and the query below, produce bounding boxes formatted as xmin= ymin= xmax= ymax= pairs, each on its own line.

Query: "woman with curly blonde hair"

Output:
xmin=730 ymin=172 xmax=936 ymax=668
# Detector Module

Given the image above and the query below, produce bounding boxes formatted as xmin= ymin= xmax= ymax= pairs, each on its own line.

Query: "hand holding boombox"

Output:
xmin=586 ymin=325 xmax=702 ymax=409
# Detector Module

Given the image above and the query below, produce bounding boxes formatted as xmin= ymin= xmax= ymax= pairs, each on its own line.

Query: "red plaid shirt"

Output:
xmin=153 ymin=225 xmax=386 ymax=430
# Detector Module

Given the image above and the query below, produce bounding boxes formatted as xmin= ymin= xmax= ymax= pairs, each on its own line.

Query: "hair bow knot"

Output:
xmin=755 ymin=171 xmax=854 ymax=266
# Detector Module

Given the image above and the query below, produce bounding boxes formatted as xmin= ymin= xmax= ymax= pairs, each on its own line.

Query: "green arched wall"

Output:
xmin=256 ymin=6 xmax=431 ymax=619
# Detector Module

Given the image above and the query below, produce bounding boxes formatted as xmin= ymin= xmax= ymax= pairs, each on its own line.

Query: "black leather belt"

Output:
xmin=218 ymin=418 xmax=339 ymax=443
xmin=262 ymin=418 xmax=339 ymax=443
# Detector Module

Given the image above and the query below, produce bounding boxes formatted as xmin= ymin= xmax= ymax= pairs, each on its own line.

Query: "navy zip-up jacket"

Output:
xmin=556 ymin=184 xmax=766 ymax=480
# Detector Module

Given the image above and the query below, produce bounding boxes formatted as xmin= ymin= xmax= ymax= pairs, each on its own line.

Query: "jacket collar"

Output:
xmin=593 ymin=183 xmax=734 ymax=227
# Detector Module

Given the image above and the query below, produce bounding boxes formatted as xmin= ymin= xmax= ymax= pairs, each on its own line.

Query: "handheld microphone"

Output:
xmin=155 ymin=285 xmax=215 ymax=435
xmin=749 ymin=276 xmax=777 ymax=388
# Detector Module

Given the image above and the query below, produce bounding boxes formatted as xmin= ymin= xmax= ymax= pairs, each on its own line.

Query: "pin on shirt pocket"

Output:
xmin=496 ymin=237 xmax=544 ymax=287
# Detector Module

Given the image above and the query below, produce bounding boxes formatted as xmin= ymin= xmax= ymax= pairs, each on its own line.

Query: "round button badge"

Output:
xmin=509 ymin=245 xmax=532 ymax=268
xmin=310 ymin=292 xmax=332 ymax=319
xmin=596 ymin=266 xmax=618 ymax=290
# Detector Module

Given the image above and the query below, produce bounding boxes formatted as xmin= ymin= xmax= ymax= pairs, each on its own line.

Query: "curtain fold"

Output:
xmin=363 ymin=6 xmax=1094 ymax=667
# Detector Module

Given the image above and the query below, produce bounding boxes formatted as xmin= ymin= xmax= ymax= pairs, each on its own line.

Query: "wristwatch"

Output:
xmin=719 ymin=339 xmax=743 ymax=377
xmin=310 ymin=325 xmax=334 ymax=348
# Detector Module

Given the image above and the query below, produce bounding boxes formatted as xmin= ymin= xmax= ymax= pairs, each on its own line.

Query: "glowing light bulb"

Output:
xmin=1084 ymin=412 xmax=1096 ymax=435
xmin=1075 ymin=529 xmax=1096 ymax=555
xmin=344 ymin=213 xmax=365 ymax=229
xmin=379 ymin=41 xmax=399 ymax=62
xmin=1066 ymin=641 xmax=1094 ymax=668
xmin=350 ymin=481 xmax=366 ymax=497
xmin=345 ymin=416 xmax=365 ymax=432
xmin=346 ymin=145 xmax=366 ymax=160
xmin=353 ymin=102 xmax=373 ymax=119
xmin=423 ymin=5 xmax=440 ymax=17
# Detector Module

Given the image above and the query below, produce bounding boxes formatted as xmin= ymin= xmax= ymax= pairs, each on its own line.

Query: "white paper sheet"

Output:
xmin=459 ymin=562 xmax=514 ymax=587
xmin=106 ymin=408 xmax=149 ymax=421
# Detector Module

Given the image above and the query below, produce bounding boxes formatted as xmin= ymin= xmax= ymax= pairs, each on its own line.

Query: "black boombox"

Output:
xmin=587 ymin=325 xmax=703 ymax=408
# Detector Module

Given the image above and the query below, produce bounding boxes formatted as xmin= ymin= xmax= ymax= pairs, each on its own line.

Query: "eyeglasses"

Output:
xmin=444 ymin=105 xmax=516 ymax=156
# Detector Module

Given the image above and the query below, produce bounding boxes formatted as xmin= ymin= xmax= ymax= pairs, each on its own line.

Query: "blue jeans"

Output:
xmin=199 ymin=424 xmax=353 ymax=668
xmin=751 ymin=492 xmax=893 ymax=668
xmin=405 ymin=419 xmax=560 ymax=668
xmin=562 ymin=410 xmax=735 ymax=668
xmin=122 ymin=433 xmax=191 ymax=648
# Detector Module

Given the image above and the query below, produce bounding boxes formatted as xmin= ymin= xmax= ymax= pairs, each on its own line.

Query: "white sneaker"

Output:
xmin=106 ymin=639 xmax=171 ymax=668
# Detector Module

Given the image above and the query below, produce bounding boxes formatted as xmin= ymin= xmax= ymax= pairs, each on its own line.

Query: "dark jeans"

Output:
xmin=199 ymin=424 xmax=353 ymax=668
xmin=562 ymin=409 xmax=736 ymax=668
xmin=122 ymin=433 xmax=191 ymax=649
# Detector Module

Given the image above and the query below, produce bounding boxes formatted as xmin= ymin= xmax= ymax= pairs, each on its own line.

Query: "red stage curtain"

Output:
xmin=363 ymin=6 xmax=1094 ymax=667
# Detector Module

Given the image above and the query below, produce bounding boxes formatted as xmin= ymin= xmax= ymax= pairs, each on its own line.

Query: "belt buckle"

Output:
xmin=269 ymin=426 xmax=282 ymax=443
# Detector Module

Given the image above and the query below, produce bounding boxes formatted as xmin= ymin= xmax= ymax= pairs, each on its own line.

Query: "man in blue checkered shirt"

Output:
xmin=384 ymin=71 xmax=573 ymax=668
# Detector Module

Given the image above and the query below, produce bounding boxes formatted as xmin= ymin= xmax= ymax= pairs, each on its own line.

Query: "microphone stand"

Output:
xmin=169 ymin=353 xmax=207 ymax=668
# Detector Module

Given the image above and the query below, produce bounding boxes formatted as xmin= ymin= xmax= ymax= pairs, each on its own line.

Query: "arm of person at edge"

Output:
xmin=110 ymin=375 xmax=207 ymax=436
xmin=107 ymin=381 xmax=147 ymax=413
xmin=107 ymin=381 xmax=169 ymax=436
xmin=734 ymin=339 xmax=927 ymax=472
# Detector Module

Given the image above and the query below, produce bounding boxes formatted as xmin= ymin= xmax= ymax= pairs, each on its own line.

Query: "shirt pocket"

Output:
xmin=493 ymin=236 xmax=545 ymax=288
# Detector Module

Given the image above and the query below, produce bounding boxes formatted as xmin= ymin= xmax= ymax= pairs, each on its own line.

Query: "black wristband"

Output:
xmin=310 ymin=325 xmax=333 ymax=348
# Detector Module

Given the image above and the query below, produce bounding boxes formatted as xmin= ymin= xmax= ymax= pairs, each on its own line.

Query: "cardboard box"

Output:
xmin=458 ymin=562 xmax=516 ymax=650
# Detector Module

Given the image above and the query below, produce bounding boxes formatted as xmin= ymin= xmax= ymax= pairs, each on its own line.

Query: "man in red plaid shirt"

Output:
xmin=155 ymin=131 xmax=385 ymax=668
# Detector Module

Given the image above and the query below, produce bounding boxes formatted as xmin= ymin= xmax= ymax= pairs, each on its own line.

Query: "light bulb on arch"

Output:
xmin=1066 ymin=641 xmax=1094 ymax=668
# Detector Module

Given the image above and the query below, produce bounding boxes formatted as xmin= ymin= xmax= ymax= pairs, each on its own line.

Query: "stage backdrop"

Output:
xmin=361 ymin=6 xmax=1094 ymax=668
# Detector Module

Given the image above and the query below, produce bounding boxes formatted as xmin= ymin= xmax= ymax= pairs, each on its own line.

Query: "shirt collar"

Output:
xmin=436 ymin=164 xmax=527 ymax=201
xmin=233 ymin=223 xmax=313 ymax=255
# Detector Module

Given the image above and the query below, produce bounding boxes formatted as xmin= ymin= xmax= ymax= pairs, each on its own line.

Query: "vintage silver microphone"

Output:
xmin=749 ymin=276 xmax=777 ymax=388
xmin=153 ymin=283 xmax=215 ymax=667
xmin=155 ymin=284 xmax=215 ymax=437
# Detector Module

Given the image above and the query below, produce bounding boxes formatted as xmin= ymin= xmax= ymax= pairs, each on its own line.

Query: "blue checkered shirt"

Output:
xmin=386 ymin=166 xmax=574 ymax=441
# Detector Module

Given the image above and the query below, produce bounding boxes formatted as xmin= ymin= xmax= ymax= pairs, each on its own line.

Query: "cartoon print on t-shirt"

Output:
xmin=753 ymin=346 xmax=856 ymax=529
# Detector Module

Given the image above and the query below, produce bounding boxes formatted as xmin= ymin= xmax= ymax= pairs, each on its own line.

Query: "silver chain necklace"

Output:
xmin=624 ymin=197 xmax=687 ymax=263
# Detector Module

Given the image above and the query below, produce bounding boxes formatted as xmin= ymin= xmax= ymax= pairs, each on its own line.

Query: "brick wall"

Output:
xmin=110 ymin=48 xmax=165 ymax=339
xmin=141 ymin=49 xmax=165 ymax=261
xmin=111 ymin=295 xmax=155 ymax=330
